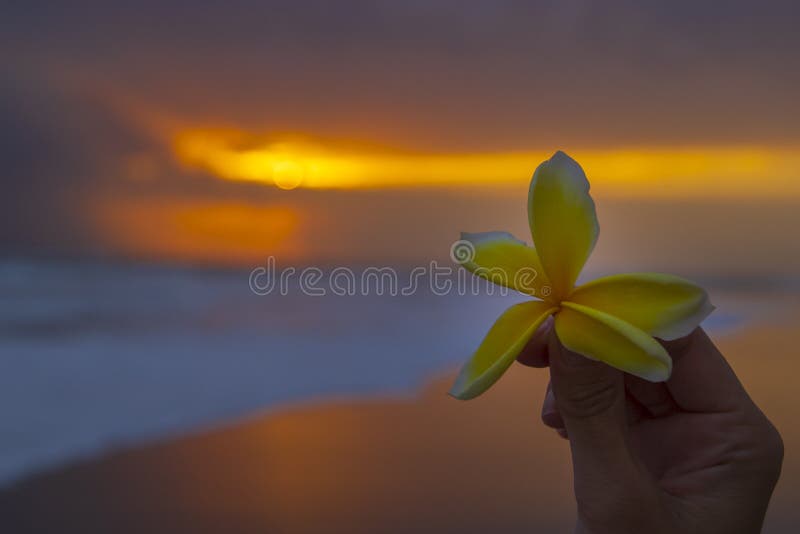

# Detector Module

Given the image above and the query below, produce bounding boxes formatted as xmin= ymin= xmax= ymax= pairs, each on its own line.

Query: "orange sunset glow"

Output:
xmin=92 ymin=198 xmax=306 ymax=265
xmin=172 ymin=128 xmax=800 ymax=198
xmin=6 ymin=0 xmax=800 ymax=268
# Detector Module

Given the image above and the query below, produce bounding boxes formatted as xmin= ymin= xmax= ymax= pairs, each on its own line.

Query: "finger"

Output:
xmin=543 ymin=380 xmax=646 ymax=428
xmin=517 ymin=315 xmax=554 ymax=368
xmin=541 ymin=381 xmax=564 ymax=428
xmin=663 ymin=328 xmax=750 ymax=413
xmin=548 ymin=334 xmax=642 ymax=487
xmin=624 ymin=375 xmax=677 ymax=418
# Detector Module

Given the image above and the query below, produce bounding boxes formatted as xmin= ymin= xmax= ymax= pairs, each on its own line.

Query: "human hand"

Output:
xmin=518 ymin=325 xmax=783 ymax=534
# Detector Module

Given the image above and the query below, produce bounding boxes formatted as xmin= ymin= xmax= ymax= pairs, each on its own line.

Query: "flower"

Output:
xmin=450 ymin=151 xmax=714 ymax=400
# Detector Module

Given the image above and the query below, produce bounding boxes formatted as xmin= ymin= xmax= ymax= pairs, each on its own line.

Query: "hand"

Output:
xmin=518 ymin=324 xmax=783 ymax=534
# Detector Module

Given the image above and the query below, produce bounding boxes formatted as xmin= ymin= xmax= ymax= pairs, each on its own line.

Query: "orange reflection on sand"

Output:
xmin=173 ymin=128 xmax=800 ymax=197
xmin=156 ymin=369 xmax=576 ymax=532
xmin=94 ymin=198 xmax=304 ymax=265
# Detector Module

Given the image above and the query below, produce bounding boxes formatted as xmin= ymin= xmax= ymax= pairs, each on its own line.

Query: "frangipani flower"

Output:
xmin=450 ymin=151 xmax=714 ymax=400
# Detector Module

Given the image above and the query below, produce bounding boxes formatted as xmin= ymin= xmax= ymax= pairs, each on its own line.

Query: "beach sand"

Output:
xmin=1 ymin=319 xmax=798 ymax=533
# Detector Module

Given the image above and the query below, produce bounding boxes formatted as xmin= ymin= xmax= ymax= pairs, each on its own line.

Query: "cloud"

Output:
xmin=1 ymin=1 xmax=799 ymax=270
xmin=0 ymin=75 xmax=156 ymax=255
xmin=3 ymin=1 xmax=799 ymax=150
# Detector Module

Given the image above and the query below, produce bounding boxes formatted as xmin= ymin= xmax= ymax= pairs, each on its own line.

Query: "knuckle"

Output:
xmin=557 ymin=378 xmax=620 ymax=419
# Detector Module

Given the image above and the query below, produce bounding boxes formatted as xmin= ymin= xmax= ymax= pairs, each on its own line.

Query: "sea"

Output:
xmin=0 ymin=258 xmax=795 ymax=487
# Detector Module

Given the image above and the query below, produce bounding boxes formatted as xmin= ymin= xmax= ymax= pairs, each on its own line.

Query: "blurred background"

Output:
xmin=1 ymin=1 xmax=799 ymax=532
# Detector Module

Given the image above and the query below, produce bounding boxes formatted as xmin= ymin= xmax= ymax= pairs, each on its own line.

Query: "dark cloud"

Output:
xmin=0 ymin=76 xmax=155 ymax=255
xmin=0 ymin=73 xmax=300 ymax=258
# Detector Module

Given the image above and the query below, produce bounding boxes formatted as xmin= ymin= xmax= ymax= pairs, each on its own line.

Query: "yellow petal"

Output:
xmin=450 ymin=301 xmax=557 ymax=399
xmin=528 ymin=151 xmax=599 ymax=300
xmin=456 ymin=231 xmax=551 ymax=298
xmin=569 ymin=273 xmax=714 ymax=341
xmin=555 ymin=301 xmax=672 ymax=382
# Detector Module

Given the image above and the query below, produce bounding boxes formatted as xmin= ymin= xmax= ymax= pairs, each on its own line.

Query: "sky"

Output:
xmin=2 ymin=0 xmax=799 ymax=274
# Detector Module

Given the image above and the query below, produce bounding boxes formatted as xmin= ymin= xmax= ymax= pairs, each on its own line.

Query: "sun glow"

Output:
xmin=173 ymin=130 xmax=367 ymax=189
xmin=173 ymin=129 xmax=800 ymax=197
xmin=94 ymin=198 xmax=304 ymax=264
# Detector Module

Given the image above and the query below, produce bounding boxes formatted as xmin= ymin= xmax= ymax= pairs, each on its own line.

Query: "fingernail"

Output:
xmin=542 ymin=411 xmax=562 ymax=427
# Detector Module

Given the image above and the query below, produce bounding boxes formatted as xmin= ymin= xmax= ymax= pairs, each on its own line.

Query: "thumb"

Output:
xmin=547 ymin=333 xmax=642 ymax=496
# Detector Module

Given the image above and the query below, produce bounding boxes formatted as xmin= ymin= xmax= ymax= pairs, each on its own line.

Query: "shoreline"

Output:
xmin=0 ymin=294 xmax=777 ymax=490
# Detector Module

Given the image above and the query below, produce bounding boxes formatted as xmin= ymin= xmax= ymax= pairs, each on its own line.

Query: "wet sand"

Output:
xmin=1 ymin=321 xmax=798 ymax=533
